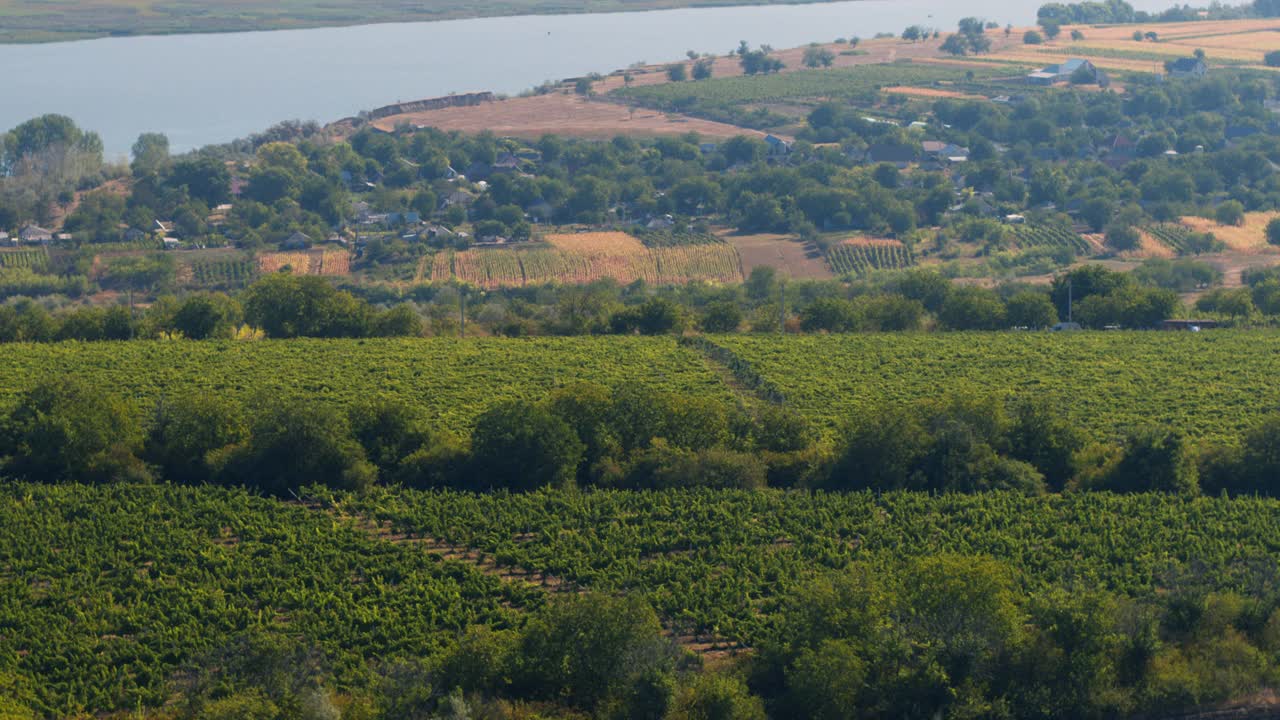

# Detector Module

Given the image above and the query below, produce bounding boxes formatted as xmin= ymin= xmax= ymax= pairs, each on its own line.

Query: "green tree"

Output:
xmin=1099 ymin=427 xmax=1198 ymax=494
xmin=692 ymin=58 xmax=715 ymax=80
xmin=144 ymin=395 xmax=247 ymax=484
xmin=667 ymin=64 xmax=688 ymax=81
xmin=668 ymin=673 xmax=766 ymax=720
xmin=803 ymin=45 xmax=836 ymax=68
xmin=170 ymin=293 xmax=242 ymax=339
xmin=517 ymin=593 xmax=674 ymax=712
xmin=470 ymin=400 xmax=584 ymax=490
xmin=215 ymin=397 xmax=376 ymax=495
xmin=1215 ymin=201 xmax=1245 ymax=227
xmin=701 ymin=300 xmax=743 ymax=332
xmin=242 ymin=274 xmax=372 ymax=338
xmin=1 ymin=377 xmax=147 ymax=483
xmin=1024 ymin=30 xmax=1044 ymax=44
xmin=346 ymin=398 xmax=439 ymax=475
xmin=938 ymin=286 xmax=1007 ymax=330
xmin=1005 ymin=291 xmax=1058 ymax=328
xmin=800 ymin=296 xmax=857 ymax=332
xmin=130 ymin=132 xmax=170 ymax=176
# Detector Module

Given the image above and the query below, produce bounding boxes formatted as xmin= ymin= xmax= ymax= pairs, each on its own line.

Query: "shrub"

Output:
xmin=1094 ymin=427 xmax=1198 ymax=494
xmin=2 ymin=378 xmax=148 ymax=483
xmin=1215 ymin=201 xmax=1245 ymax=227
xmin=1266 ymin=50 xmax=1280 ymax=67
xmin=470 ymin=400 xmax=584 ymax=490
xmin=516 ymin=594 xmax=674 ymax=712
xmin=214 ymin=397 xmax=377 ymax=495
xmin=1024 ymin=30 xmax=1044 ymax=45
xmin=145 ymin=395 xmax=247 ymax=484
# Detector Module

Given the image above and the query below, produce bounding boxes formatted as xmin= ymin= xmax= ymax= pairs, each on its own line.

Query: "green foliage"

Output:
xmin=826 ymin=243 xmax=914 ymax=276
xmin=470 ymin=400 xmax=584 ymax=490
xmin=214 ymin=396 xmax=377 ymax=495
xmin=516 ymin=593 xmax=674 ymax=712
xmin=0 ymin=377 xmax=146 ymax=483
xmin=242 ymin=273 xmax=372 ymax=338
xmin=144 ymin=394 xmax=247 ymax=484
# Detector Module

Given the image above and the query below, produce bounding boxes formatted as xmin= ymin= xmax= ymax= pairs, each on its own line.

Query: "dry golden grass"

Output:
xmin=1180 ymin=212 xmax=1280 ymax=252
xmin=882 ymin=86 xmax=983 ymax=100
xmin=1130 ymin=230 xmax=1178 ymax=260
xmin=544 ymin=231 xmax=646 ymax=255
xmin=1077 ymin=19 xmax=1280 ymax=42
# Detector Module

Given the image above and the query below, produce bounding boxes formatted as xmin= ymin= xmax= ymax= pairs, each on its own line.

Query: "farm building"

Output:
xmin=1167 ymin=58 xmax=1207 ymax=80
xmin=283 ymin=231 xmax=312 ymax=250
xmin=18 ymin=225 xmax=52 ymax=244
xmin=0 ymin=232 xmax=10 ymax=246
xmin=765 ymin=135 xmax=792 ymax=156
xmin=863 ymin=143 xmax=918 ymax=168
xmin=1026 ymin=59 xmax=1098 ymax=85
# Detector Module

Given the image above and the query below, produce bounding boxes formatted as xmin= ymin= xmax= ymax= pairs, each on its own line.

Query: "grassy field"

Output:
xmin=0 ymin=0 xmax=849 ymax=44
xmin=0 ymin=333 xmax=1275 ymax=441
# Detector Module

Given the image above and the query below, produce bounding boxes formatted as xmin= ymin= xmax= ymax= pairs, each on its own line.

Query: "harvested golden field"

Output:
xmin=428 ymin=242 xmax=742 ymax=288
xmin=1181 ymin=212 xmax=1280 ymax=252
xmin=258 ymin=250 xmax=350 ymax=276
xmin=882 ymin=85 xmax=984 ymax=99
xmin=370 ymin=93 xmax=770 ymax=140
xmin=544 ymin=231 xmax=646 ymax=254
xmin=1076 ymin=19 xmax=1280 ymax=43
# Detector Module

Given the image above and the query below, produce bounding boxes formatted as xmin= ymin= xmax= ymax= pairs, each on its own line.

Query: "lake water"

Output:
xmin=0 ymin=0 xmax=1176 ymax=158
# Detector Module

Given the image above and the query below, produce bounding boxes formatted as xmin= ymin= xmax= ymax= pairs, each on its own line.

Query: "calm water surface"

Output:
xmin=0 ymin=0 xmax=1174 ymax=157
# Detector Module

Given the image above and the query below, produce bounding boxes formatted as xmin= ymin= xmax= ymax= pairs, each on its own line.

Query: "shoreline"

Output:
xmin=0 ymin=0 xmax=852 ymax=46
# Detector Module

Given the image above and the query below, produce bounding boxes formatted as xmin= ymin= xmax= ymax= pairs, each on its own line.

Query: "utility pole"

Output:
xmin=778 ymin=280 xmax=786 ymax=334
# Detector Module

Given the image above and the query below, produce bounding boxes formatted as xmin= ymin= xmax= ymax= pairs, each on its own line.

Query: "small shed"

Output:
xmin=282 ymin=231 xmax=312 ymax=250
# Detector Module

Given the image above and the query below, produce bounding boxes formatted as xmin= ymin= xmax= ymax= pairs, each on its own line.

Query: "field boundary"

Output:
xmin=309 ymin=499 xmax=747 ymax=658
xmin=681 ymin=336 xmax=786 ymax=405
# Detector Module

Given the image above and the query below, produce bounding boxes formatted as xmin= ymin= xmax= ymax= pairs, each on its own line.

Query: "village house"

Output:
xmin=922 ymin=141 xmax=970 ymax=163
xmin=1026 ymin=59 xmax=1099 ymax=86
xmin=18 ymin=225 xmax=52 ymax=244
xmin=764 ymin=135 xmax=792 ymax=156
xmin=1168 ymin=57 xmax=1208 ymax=80
xmin=863 ymin=143 xmax=919 ymax=168
xmin=282 ymin=231 xmax=312 ymax=250
xmin=0 ymin=232 xmax=10 ymax=246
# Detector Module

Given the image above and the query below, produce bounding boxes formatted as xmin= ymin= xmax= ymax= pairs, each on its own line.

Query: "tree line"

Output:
xmin=4 ymin=261 xmax=1252 ymax=344
xmin=127 ymin=547 xmax=1280 ymax=719
xmin=6 ymin=371 xmax=1278 ymax=499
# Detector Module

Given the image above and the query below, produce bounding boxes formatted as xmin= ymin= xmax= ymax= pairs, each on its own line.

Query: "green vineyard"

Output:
xmin=825 ymin=242 xmax=914 ymax=275
xmin=1010 ymin=224 xmax=1092 ymax=253
xmin=1144 ymin=223 xmax=1193 ymax=253
xmin=9 ymin=482 xmax=1280 ymax=715
xmin=189 ymin=257 xmax=258 ymax=287
xmin=0 ymin=248 xmax=47 ymax=271
xmin=0 ymin=333 xmax=1273 ymax=441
